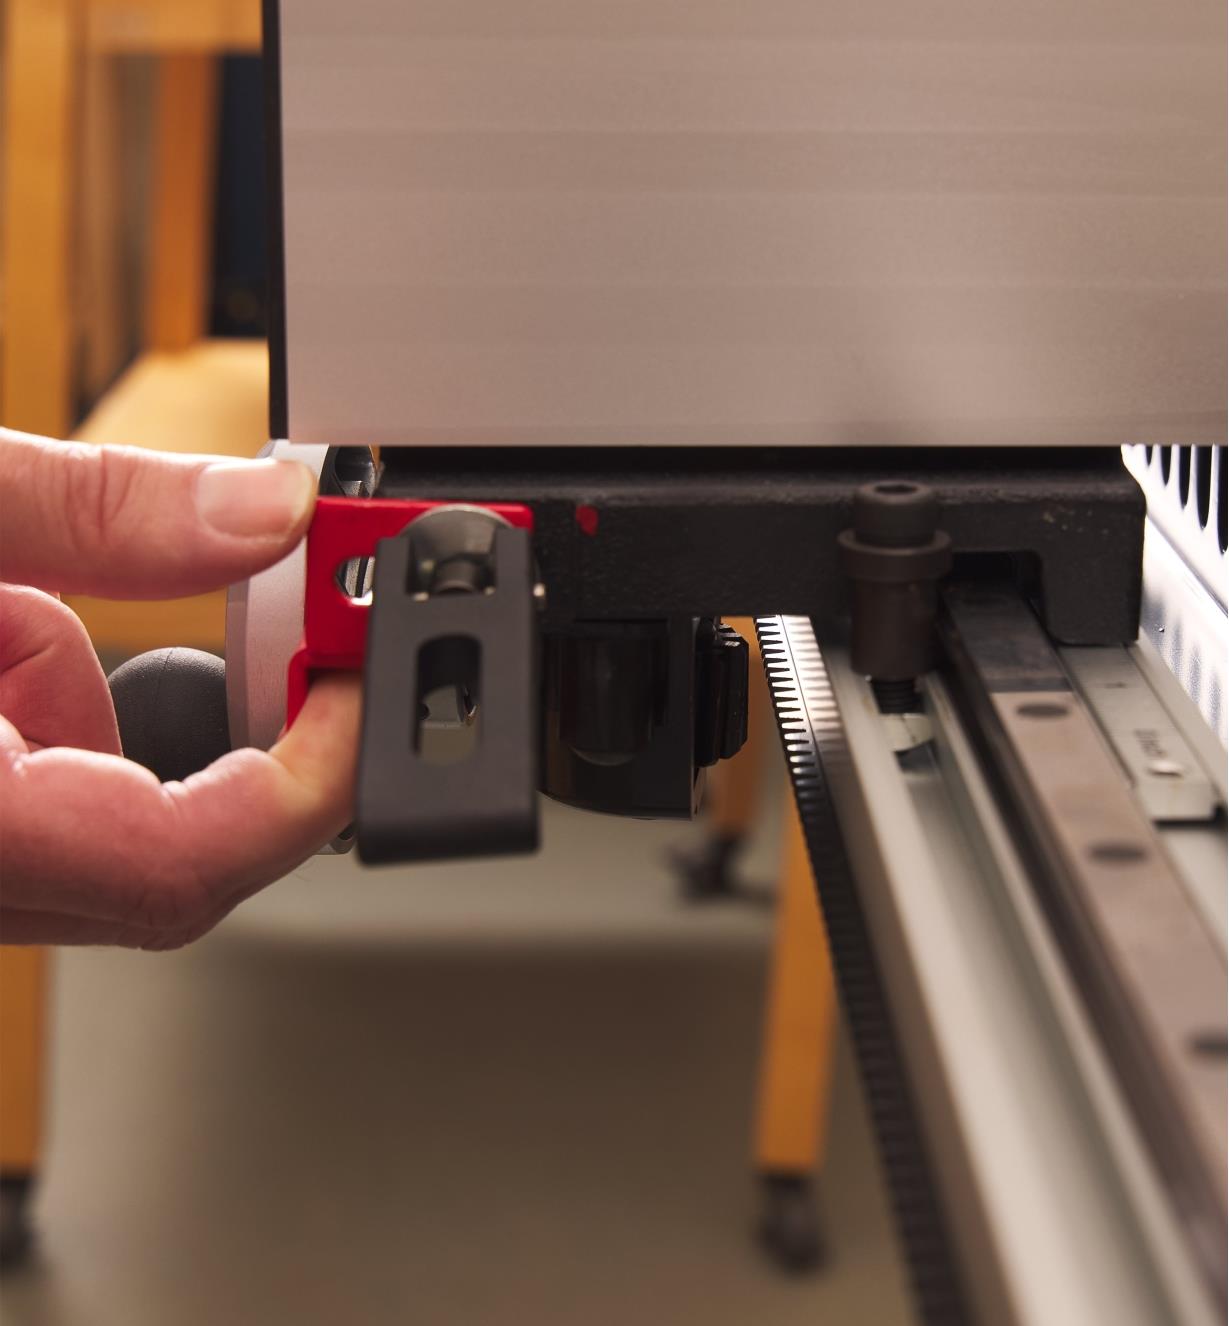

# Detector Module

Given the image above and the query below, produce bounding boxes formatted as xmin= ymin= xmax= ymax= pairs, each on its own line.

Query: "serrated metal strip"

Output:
xmin=756 ymin=615 xmax=972 ymax=1326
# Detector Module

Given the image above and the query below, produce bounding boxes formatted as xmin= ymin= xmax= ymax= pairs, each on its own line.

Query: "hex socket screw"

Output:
xmin=837 ymin=481 xmax=953 ymax=712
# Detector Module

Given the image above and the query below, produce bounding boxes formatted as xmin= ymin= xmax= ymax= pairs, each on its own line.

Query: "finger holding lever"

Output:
xmin=0 ymin=427 xmax=358 ymax=948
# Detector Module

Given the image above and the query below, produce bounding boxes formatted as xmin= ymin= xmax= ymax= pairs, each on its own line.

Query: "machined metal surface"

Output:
xmin=225 ymin=439 xmax=331 ymax=751
xmin=940 ymin=585 xmax=1227 ymax=1304
xmin=226 ymin=442 xmax=367 ymax=856
xmin=1061 ymin=645 xmax=1219 ymax=823
xmin=756 ymin=616 xmax=972 ymax=1326
xmin=271 ymin=0 xmax=1223 ymax=449
xmin=1123 ymin=447 xmax=1227 ymax=611
xmin=760 ymin=612 xmax=1226 ymax=1326
xmin=1138 ymin=519 xmax=1229 ymax=750
xmin=395 ymin=502 xmax=511 ymax=595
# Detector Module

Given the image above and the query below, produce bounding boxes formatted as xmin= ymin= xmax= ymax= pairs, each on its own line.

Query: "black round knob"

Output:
xmin=108 ymin=648 xmax=230 ymax=782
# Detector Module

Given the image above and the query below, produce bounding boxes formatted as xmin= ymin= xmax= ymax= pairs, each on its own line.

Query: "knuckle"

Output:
xmin=94 ymin=446 xmax=143 ymax=539
xmin=62 ymin=445 xmax=141 ymax=559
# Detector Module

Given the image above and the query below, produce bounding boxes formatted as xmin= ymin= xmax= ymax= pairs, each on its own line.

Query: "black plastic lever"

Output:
xmin=355 ymin=523 xmax=539 ymax=864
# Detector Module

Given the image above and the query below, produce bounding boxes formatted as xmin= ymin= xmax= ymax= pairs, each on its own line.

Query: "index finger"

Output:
xmin=0 ymin=428 xmax=316 ymax=599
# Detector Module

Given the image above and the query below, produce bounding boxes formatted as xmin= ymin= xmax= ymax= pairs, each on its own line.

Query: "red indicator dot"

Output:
xmin=575 ymin=504 xmax=599 ymax=536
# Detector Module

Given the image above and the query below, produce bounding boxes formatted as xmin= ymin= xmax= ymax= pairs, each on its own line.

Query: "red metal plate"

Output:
xmin=286 ymin=496 xmax=533 ymax=725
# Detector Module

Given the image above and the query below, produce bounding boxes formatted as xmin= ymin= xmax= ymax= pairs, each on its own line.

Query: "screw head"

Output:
xmin=852 ymin=481 xmax=940 ymax=548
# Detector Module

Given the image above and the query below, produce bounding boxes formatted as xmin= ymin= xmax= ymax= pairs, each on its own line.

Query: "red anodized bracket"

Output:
xmin=285 ymin=495 xmax=534 ymax=727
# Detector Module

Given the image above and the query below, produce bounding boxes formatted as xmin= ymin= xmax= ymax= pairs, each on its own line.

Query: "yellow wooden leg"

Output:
xmin=754 ymin=798 xmax=838 ymax=1175
xmin=1 ymin=0 xmax=78 ymax=435
xmin=1 ymin=0 xmax=73 ymax=1260
xmin=0 ymin=946 xmax=49 ymax=1262
xmin=144 ymin=52 xmax=220 ymax=351
xmin=0 ymin=948 xmax=48 ymax=1177
xmin=752 ymin=798 xmax=838 ymax=1269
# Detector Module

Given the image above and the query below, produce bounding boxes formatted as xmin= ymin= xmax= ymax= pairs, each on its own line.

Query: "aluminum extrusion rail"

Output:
xmin=759 ymin=606 xmax=1226 ymax=1326
xmin=755 ymin=616 xmax=972 ymax=1326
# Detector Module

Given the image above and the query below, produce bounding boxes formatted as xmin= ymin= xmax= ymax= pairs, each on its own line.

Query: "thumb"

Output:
xmin=0 ymin=428 xmax=317 ymax=599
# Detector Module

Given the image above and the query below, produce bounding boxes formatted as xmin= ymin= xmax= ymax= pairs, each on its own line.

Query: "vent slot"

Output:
xmin=1123 ymin=446 xmax=1228 ymax=607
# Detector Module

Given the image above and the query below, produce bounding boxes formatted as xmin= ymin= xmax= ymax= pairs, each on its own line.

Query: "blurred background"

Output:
xmin=1 ymin=5 xmax=914 ymax=1322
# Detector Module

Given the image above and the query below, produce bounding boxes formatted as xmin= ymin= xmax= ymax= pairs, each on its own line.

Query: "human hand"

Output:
xmin=0 ymin=428 xmax=360 ymax=948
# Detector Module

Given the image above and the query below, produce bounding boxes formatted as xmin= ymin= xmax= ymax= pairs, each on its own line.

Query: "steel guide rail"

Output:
xmin=755 ymin=616 xmax=973 ymax=1326
xmin=937 ymin=585 xmax=1228 ymax=1307
xmin=759 ymin=600 xmax=1226 ymax=1325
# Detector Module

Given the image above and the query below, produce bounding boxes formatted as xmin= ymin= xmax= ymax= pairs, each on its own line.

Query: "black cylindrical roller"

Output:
xmin=108 ymin=648 xmax=230 ymax=782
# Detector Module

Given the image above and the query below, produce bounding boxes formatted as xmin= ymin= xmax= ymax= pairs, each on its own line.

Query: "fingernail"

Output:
xmin=195 ymin=460 xmax=315 ymax=539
